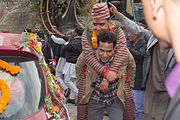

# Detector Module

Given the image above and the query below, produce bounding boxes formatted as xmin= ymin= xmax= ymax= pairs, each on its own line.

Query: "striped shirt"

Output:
xmin=82 ymin=27 xmax=128 ymax=75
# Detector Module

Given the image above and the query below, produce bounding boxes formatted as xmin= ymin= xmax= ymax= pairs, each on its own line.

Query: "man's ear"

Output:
xmin=150 ymin=0 xmax=163 ymax=20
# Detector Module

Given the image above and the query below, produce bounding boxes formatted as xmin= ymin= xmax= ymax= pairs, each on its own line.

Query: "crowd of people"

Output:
xmin=19 ymin=1 xmax=180 ymax=120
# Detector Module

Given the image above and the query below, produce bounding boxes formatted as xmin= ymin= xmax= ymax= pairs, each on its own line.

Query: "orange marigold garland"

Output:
xmin=0 ymin=59 xmax=21 ymax=75
xmin=92 ymin=31 xmax=98 ymax=49
xmin=0 ymin=80 xmax=10 ymax=113
xmin=91 ymin=24 xmax=114 ymax=49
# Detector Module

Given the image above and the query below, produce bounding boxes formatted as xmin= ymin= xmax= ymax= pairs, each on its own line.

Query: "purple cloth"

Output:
xmin=166 ymin=63 xmax=180 ymax=98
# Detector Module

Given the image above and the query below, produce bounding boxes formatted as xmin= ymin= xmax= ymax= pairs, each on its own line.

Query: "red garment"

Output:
xmin=124 ymin=82 xmax=135 ymax=120
xmin=77 ymin=65 xmax=88 ymax=120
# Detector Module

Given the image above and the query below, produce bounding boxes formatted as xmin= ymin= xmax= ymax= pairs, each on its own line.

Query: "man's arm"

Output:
xmin=51 ymin=35 xmax=66 ymax=45
xmin=109 ymin=2 xmax=151 ymax=41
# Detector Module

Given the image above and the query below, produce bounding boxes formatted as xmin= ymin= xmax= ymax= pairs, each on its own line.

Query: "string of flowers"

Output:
xmin=91 ymin=23 xmax=114 ymax=49
xmin=91 ymin=30 xmax=98 ymax=49
xmin=0 ymin=59 xmax=21 ymax=75
xmin=18 ymin=32 xmax=70 ymax=120
xmin=0 ymin=80 xmax=11 ymax=113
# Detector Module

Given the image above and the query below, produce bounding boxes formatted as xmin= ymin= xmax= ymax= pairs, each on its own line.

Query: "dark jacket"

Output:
xmin=40 ymin=40 xmax=53 ymax=63
xmin=64 ymin=36 xmax=82 ymax=64
xmin=127 ymin=39 xmax=147 ymax=90
xmin=142 ymin=37 xmax=176 ymax=88
xmin=47 ymin=34 xmax=59 ymax=57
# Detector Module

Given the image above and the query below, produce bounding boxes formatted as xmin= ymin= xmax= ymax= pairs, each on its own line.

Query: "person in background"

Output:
xmin=47 ymin=25 xmax=61 ymax=61
xmin=126 ymin=32 xmax=147 ymax=120
xmin=55 ymin=45 xmax=70 ymax=98
xmin=109 ymin=2 xmax=176 ymax=120
xmin=53 ymin=29 xmax=75 ymax=101
xmin=63 ymin=27 xmax=84 ymax=104
xmin=140 ymin=0 xmax=180 ymax=119
xmin=34 ymin=24 xmax=42 ymax=34
xmin=36 ymin=32 xmax=53 ymax=63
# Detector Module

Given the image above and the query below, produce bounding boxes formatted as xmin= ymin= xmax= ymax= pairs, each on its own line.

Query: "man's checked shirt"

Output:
xmin=90 ymin=61 xmax=118 ymax=106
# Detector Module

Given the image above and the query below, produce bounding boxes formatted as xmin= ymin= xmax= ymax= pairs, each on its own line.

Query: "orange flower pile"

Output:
xmin=52 ymin=105 xmax=60 ymax=113
xmin=0 ymin=80 xmax=10 ymax=113
xmin=92 ymin=31 xmax=98 ymax=49
xmin=0 ymin=59 xmax=21 ymax=75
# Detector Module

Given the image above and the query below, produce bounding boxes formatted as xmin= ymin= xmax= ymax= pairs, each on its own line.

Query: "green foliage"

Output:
xmin=52 ymin=0 xmax=68 ymax=19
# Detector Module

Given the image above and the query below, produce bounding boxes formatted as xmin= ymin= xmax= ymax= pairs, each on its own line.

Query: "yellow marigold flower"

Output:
xmin=34 ymin=45 xmax=41 ymax=53
xmin=30 ymin=33 xmax=36 ymax=40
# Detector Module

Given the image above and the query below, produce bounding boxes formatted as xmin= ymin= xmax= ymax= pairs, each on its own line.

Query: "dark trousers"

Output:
xmin=88 ymin=98 xmax=123 ymax=120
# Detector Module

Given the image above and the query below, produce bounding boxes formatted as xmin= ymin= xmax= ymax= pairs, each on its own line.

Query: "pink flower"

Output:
xmin=14 ymin=42 xmax=20 ymax=47
xmin=57 ymin=92 xmax=65 ymax=99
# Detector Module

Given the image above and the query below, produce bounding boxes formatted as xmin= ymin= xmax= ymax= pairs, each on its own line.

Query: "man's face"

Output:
xmin=163 ymin=0 xmax=180 ymax=47
xmin=66 ymin=30 xmax=74 ymax=40
xmin=98 ymin=41 xmax=114 ymax=63
xmin=142 ymin=0 xmax=171 ymax=47
xmin=92 ymin=19 xmax=109 ymax=34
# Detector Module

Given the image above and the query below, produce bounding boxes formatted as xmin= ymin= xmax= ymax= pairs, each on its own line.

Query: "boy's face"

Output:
xmin=35 ymin=26 xmax=41 ymax=33
xmin=142 ymin=0 xmax=171 ymax=47
xmin=92 ymin=19 xmax=109 ymax=34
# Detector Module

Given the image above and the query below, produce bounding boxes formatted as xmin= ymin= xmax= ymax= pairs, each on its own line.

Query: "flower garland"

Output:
xmin=0 ymin=80 xmax=11 ymax=113
xmin=92 ymin=31 xmax=98 ymax=49
xmin=19 ymin=33 xmax=41 ymax=54
xmin=0 ymin=59 xmax=21 ymax=113
xmin=91 ymin=24 xmax=114 ymax=49
xmin=0 ymin=59 xmax=21 ymax=75
xmin=18 ymin=33 xmax=70 ymax=119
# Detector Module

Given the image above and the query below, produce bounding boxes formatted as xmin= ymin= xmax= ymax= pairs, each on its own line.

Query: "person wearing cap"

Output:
xmin=77 ymin=2 xmax=136 ymax=120
xmin=109 ymin=2 xmax=176 ymax=120
xmin=82 ymin=2 xmax=128 ymax=84
xmin=76 ymin=30 xmax=135 ymax=120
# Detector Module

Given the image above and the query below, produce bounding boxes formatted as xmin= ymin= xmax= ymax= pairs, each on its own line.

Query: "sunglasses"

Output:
xmin=92 ymin=23 xmax=106 ymax=26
